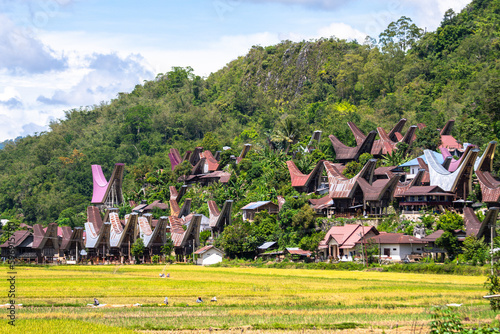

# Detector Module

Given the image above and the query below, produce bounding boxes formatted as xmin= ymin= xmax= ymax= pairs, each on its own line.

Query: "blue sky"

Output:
xmin=0 ymin=0 xmax=471 ymax=141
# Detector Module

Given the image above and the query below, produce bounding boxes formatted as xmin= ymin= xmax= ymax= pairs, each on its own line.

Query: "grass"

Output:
xmin=0 ymin=264 xmax=496 ymax=333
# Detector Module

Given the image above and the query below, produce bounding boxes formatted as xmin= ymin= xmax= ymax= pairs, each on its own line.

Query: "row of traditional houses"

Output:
xmin=2 ymin=118 xmax=499 ymax=264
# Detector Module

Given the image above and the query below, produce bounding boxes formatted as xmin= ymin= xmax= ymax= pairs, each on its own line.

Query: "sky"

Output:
xmin=0 ymin=0 xmax=472 ymax=142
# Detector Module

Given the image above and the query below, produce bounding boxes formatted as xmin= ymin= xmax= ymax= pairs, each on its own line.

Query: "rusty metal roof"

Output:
xmin=329 ymin=131 xmax=376 ymax=161
xmin=475 ymin=142 xmax=500 ymax=203
xmin=208 ymin=200 xmax=232 ymax=231
xmin=33 ymin=223 xmax=59 ymax=250
xmin=463 ymin=207 xmax=499 ymax=239
xmin=60 ymin=226 xmax=84 ymax=251
xmin=87 ymin=206 xmax=103 ymax=234
xmin=400 ymin=185 xmax=451 ymax=197
xmin=357 ymin=176 xmax=399 ymax=202
xmin=325 ymin=160 xmax=376 ymax=199
xmin=169 ymin=148 xmax=182 ymax=171
xmin=143 ymin=200 xmax=169 ymax=211
xmin=0 ymin=230 xmax=31 ymax=248
xmin=201 ymin=150 xmax=220 ymax=171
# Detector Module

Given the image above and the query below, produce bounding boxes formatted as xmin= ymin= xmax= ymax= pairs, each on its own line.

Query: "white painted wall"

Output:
xmin=197 ymin=250 xmax=224 ymax=265
xmin=378 ymin=243 xmax=424 ymax=261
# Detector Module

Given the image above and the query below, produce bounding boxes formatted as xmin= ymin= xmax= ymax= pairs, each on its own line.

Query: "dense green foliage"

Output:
xmin=0 ymin=0 xmax=499 ymax=239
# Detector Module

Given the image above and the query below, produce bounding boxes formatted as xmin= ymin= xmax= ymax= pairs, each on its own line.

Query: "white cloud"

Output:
xmin=0 ymin=14 xmax=67 ymax=74
xmin=317 ymin=22 xmax=367 ymax=42
xmin=37 ymin=52 xmax=154 ymax=106
xmin=405 ymin=0 xmax=471 ymax=30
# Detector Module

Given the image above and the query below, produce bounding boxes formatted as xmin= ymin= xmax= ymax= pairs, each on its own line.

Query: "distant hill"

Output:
xmin=0 ymin=0 xmax=498 ymax=225
xmin=0 ymin=136 xmax=22 ymax=150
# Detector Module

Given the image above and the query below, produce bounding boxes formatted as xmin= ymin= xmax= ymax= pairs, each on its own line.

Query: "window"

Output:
xmin=393 ymin=248 xmax=397 ymax=251
xmin=416 ymin=248 xmax=421 ymax=251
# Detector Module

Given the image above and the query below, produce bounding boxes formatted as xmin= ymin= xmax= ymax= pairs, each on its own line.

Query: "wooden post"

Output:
xmin=492 ymin=221 xmax=495 ymax=276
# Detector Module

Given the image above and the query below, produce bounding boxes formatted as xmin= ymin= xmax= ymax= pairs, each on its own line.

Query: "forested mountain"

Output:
xmin=0 ymin=0 xmax=499 ymax=227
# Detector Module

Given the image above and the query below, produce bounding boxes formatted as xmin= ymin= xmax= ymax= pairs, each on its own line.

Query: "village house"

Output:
xmin=194 ymin=245 xmax=224 ymax=266
xmin=240 ymin=201 xmax=279 ymax=221
xmin=318 ymin=224 xmax=379 ymax=262
xmin=361 ymin=232 xmax=427 ymax=262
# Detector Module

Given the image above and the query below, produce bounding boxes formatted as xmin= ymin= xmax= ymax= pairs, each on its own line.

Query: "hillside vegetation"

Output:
xmin=0 ymin=0 xmax=499 ymax=228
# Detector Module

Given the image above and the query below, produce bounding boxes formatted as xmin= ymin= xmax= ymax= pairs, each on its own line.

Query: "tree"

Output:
xmin=435 ymin=231 xmax=460 ymax=260
xmin=342 ymin=161 xmax=362 ymax=178
xmin=215 ymin=222 xmax=259 ymax=259
xmin=461 ymin=235 xmax=488 ymax=265
xmin=379 ymin=16 xmax=423 ymax=53
xmin=435 ymin=211 xmax=464 ymax=260
xmin=200 ymin=230 xmax=211 ymax=246
xmin=174 ymin=160 xmax=193 ymax=181
xmin=161 ymin=235 xmax=174 ymax=257
xmin=201 ymin=132 xmax=220 ymax=153
xmin=131 ymin=238 xmax=145 ymax=263
xmin=299 ymin=231 xmax=325 ymax=257
xmin=271 ymin=114 xmax=305 ymax=154
xmin=412 ymin=126 xmax=441 ymax=154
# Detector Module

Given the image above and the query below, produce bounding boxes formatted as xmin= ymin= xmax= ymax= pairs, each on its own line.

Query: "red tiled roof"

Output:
xmin=439 ymin=135 xmax=462 ymax=150
xmin=319 ymin=224 xmax=378 ymax=249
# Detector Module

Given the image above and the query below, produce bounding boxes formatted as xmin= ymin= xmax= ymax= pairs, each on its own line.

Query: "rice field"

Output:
xmin=0 ymin=264 xmax=496 ymax=333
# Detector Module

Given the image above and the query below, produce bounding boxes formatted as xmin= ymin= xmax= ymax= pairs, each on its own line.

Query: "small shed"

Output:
xmin=194 ymin=245 xmax=224 ymax=266
xmin=285 ymin=248 xmax=312 ymax=261
xmin=240 ymin=201 xmax=279 ymax=221
xmin=257 ymin=241 xmax=279 ymax=254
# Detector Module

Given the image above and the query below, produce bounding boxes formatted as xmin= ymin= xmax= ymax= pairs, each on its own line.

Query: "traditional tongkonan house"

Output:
xmin=33 ymin=223 xmax=60 ymax=263
xmin=91 ymin=163 xmax=124 ymax=210
xmin=424 ymin=148 xmax=479 ymax=201
xmin=286 ymin=159 xmax=325 ymax=193
xmin=60 ymin=226 xmax=84 ymax=262
xmin=0 ymin=230 xmax=35 ymax=262
xmin=475 ymin=141 xmax=500 ymax=207
xmin=347 ymin=119 xmax=416 ymax=157
xmin=85 ymin=206 xmax=111 ymax=261
xmin=329 ymin=131 xmax=377 ymax=163
xmin=170 ymin=214 xmax=202 ymax=262
xmin=109 ymin=210 xmax=138 ymax=263
xmin=438 ymin=120 xmax=463 ymax=155
xmin=208 ymin=200 xmax=233 ymax=237
xmin=463 ymin=206 xmax=499 ymax=242
xmin=138 ymin=214 xmax=168 ymax=259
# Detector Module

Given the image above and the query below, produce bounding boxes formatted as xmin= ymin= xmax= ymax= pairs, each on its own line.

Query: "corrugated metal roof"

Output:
xmin=258 ymin=241 xmax=277 ymax=250
xmin=241 ymin=201 xmax=273 ymax=210
xmin=400 ymin=151 xmax=443 ymax=167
